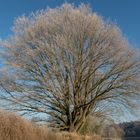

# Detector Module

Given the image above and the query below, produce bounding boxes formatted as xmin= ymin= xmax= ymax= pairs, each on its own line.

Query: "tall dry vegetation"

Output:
xmin=0 ymin=111 xmax=38 ymax=140
xmin=0 ymin=3 xmax=140 ymax=132
xmin=0 ymin=110 xmax=101 ymax=140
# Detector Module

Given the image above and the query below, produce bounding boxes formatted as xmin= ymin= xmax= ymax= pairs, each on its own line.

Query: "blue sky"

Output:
xmin=0 ymin=0 xmax=140 ymax=49
xmin=0 ymin=0 xmax=140 ymax=122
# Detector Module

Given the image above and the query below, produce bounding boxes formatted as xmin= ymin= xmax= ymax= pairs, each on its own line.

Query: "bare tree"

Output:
xmin=0 ymin=4 xmax=140 ymax=132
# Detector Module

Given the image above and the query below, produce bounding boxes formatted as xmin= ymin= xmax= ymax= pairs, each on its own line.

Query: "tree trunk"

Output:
xmin=68 ymin=107 xmax=88 ymax=132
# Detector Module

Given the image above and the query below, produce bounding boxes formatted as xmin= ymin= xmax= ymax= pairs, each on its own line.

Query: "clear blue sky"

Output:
xmin=0 ymin=0 xmax=140 ymax=49
xmin=0 ymin=0 xmax=140 ymax=122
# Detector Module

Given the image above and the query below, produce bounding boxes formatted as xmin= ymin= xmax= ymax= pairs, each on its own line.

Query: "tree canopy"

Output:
xmin=0 ymin=4 xmax=140 ymax=132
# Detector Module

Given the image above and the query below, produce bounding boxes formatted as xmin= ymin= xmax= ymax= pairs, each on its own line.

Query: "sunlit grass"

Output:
xmin=0 ymin=110 xmax=101 ymax=140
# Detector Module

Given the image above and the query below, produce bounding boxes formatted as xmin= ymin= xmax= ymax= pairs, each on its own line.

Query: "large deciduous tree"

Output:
xmin=0 ymin=4 xmax=140 ymax=132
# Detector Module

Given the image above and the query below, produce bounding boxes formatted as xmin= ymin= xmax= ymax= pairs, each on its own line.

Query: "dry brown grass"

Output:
xmin=0 ymin=110 xmax=101 ymax=140
xmin=0 ymin=111 xmax=36 ymax=140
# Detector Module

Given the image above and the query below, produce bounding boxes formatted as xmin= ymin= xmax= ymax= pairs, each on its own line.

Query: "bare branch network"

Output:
xmin=0 ymin=4 xmax=140 ymax=132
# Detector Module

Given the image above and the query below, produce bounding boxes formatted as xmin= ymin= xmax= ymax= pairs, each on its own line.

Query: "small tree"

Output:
xmin=0 ymin=4 xmax=140 ymax=132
